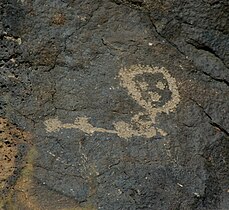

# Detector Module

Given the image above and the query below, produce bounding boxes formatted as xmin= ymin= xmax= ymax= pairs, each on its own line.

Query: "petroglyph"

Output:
xmin=44 ymin=65 xmax=180 ymax=139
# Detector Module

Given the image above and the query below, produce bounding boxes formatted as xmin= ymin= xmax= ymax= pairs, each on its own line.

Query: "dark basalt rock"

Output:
xmin=0 ymin=0 xmax=228 ymax=209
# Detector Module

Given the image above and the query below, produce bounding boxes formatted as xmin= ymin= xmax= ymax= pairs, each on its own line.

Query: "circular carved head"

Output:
xmin=118 ymin=65 xmax=180 ymax=120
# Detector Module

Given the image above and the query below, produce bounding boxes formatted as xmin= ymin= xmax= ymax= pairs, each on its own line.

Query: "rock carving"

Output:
xmin=44 ymin=65 xmax=180 ymax=139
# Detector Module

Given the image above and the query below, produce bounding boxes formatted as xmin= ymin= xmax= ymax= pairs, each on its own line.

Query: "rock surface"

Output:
xmin=0 ymin=0 xmax=228 ymax=209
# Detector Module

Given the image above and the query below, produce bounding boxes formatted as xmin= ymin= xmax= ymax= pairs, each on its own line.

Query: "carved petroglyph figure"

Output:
xmin=44 ymin=65 xmax=180 ymax=139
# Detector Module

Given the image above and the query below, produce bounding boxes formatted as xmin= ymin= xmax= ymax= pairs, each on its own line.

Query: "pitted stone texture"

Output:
xmin=1 ymin=0 xmax=228 ymax=209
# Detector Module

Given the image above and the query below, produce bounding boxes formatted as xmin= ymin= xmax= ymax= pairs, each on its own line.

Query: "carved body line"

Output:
xmin=45 ymin=117 xmax=118 ymax=134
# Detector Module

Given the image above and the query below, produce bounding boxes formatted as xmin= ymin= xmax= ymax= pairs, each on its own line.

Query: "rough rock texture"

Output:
xmin=0 ymin=117 xmax=31 ymax=195
xmin=0 ymin=0 xmax=228 ymax=209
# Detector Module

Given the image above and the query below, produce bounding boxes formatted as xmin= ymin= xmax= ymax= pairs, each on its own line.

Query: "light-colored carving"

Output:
xmin=45 ymin=117 xmax=117 ymax=134
xmin=44 ymin=65 xmax=180 ymax=139
xmin=156 ymin=81 xmax=166 ymax=90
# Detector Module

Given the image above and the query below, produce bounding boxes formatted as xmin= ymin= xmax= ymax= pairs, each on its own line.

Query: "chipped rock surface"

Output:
xmin=0 ymin=0 xmax=228 ymax=209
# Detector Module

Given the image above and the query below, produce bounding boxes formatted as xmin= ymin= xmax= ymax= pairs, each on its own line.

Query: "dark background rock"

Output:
xmin=0 ymin=0 xmax=228 ymax=209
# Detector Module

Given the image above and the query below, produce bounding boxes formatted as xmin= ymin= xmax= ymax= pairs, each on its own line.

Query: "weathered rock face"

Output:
xmin=0 ymin=0 xmax=228 ymax=209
